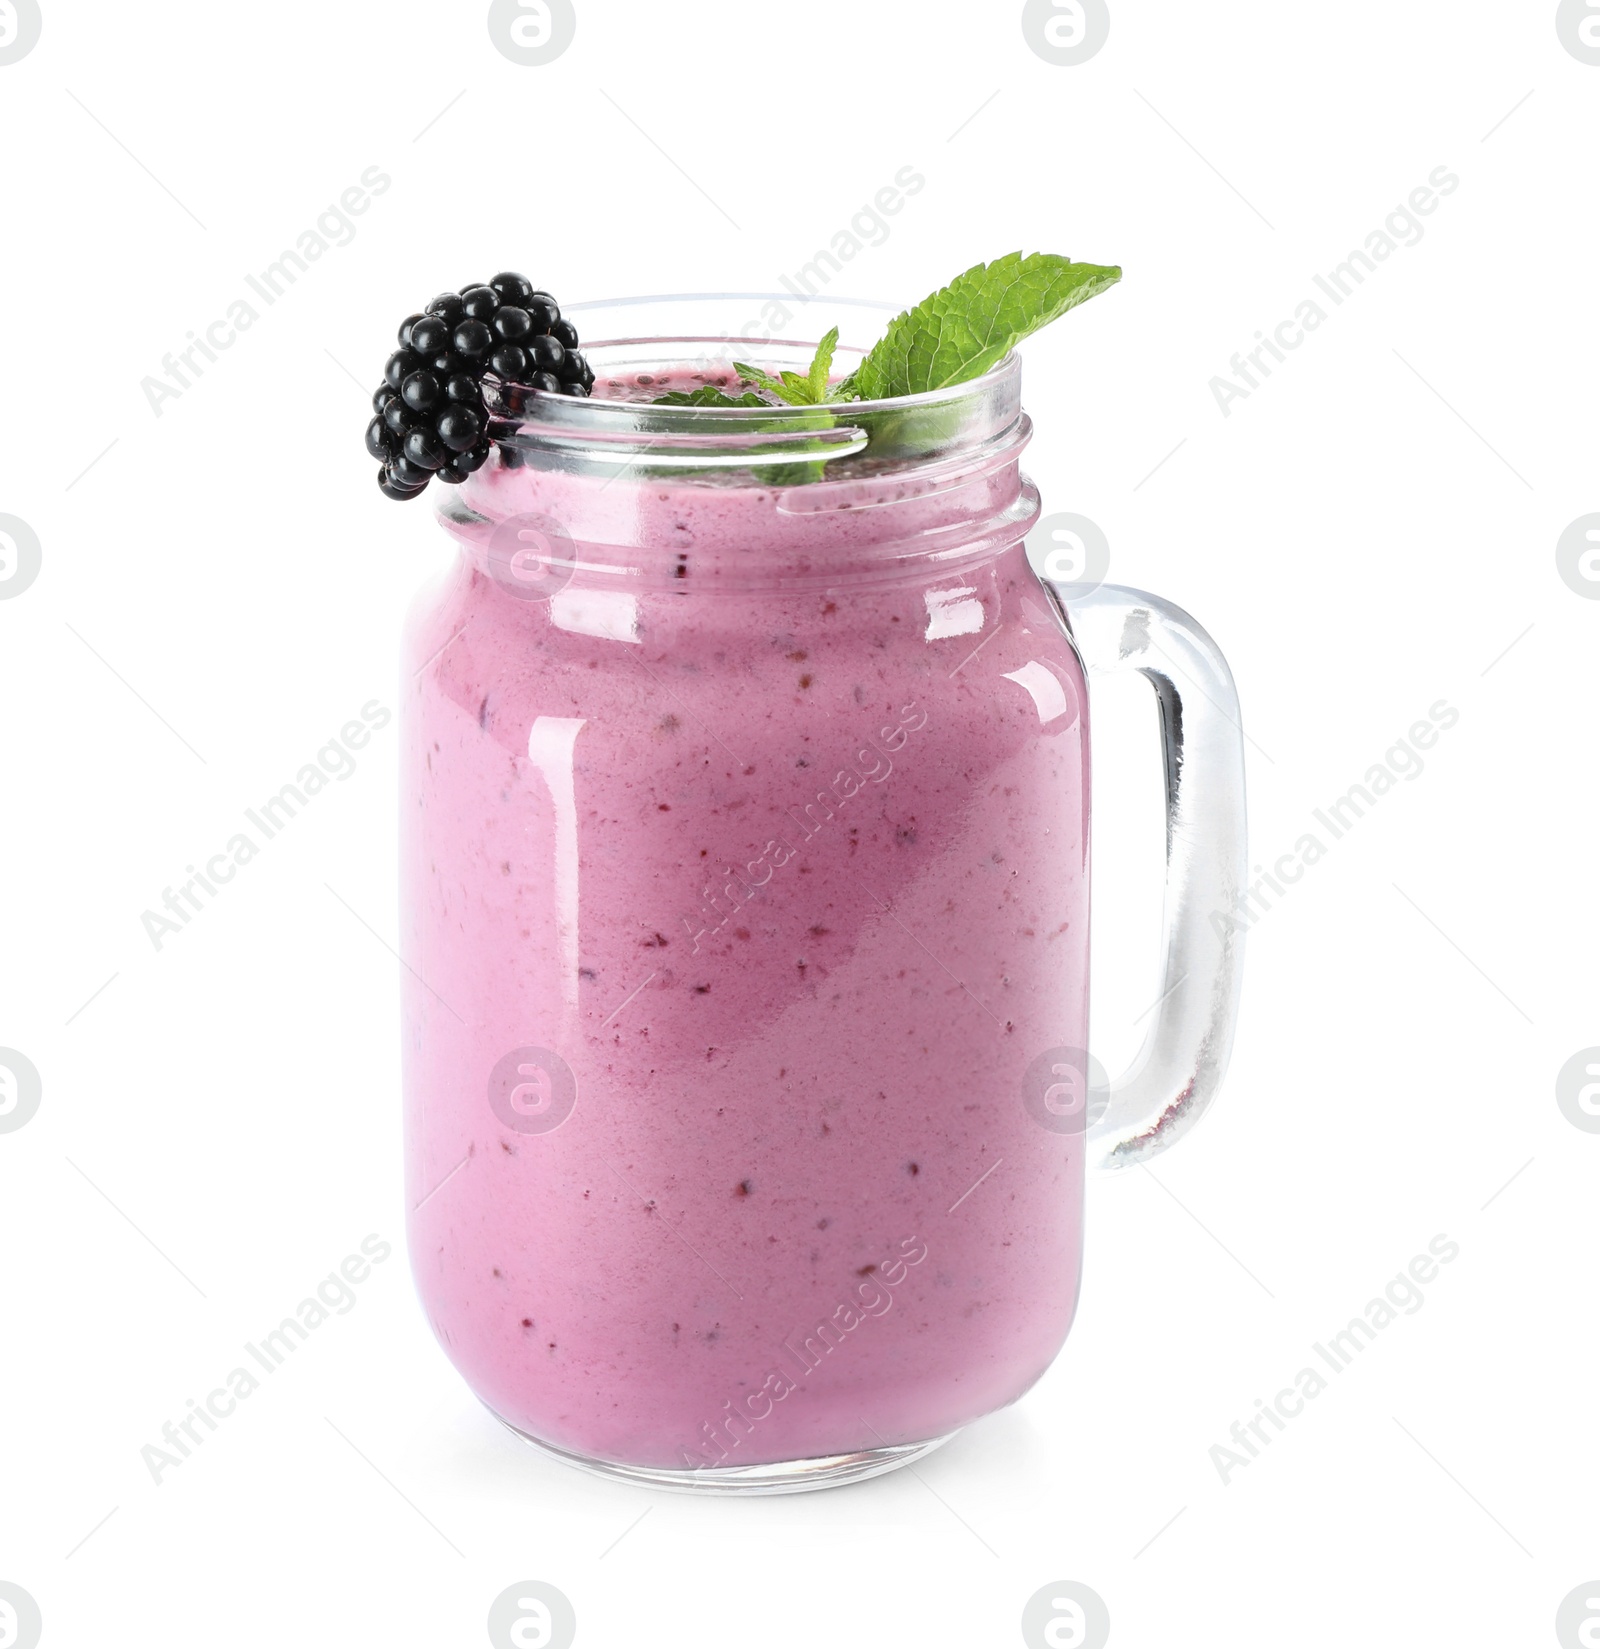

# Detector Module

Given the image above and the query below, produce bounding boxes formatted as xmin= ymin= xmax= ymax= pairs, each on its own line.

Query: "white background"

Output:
xmin=2 ymin=2 xmax=1596 ymax=1645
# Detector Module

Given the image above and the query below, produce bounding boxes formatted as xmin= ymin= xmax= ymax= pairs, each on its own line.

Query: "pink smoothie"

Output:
xmin=401 ymin=368 xmax=1090 ymax=1471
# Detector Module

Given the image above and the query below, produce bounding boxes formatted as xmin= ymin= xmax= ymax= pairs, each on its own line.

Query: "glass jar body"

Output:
xmin=401 ymin=406 xmax=1091 ymax=1486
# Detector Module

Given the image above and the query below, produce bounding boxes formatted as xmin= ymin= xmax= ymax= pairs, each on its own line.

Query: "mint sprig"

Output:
xmin=649 ymin=251 xmax=1121 ymax=415
xmin=836 ymin=252 xmax=1121 ymax=401
xmin=732 ymin=325 xmax=840 ymax=407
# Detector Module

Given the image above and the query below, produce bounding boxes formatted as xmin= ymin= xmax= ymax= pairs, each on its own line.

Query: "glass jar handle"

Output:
xmin=1039 ymin=581 xmax=1249 ymax=1171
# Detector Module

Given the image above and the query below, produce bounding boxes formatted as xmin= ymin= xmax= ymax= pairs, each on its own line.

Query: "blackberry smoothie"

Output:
xmin=401 ymin=354 xmax=1092 ymax=1482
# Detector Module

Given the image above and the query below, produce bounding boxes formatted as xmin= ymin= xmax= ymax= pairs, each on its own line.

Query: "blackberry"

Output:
xmin=364 ymin=273 xmax=593 ymax=501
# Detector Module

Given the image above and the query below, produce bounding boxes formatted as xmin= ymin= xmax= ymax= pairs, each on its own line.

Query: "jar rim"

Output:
xmin=571 ymin=329 xmax=1019 ymax=421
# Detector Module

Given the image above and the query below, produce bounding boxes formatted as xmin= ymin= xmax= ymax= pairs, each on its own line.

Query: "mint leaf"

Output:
xmin=730 ymin=361 xmax=789 ymax=400
xmin=651 ymin=385 xmax=772 ymax=407
xmin=733 ymin=326 xmax=840 ymax=407
xmin=808 ymin=325 xmax=839 ymax=403
xmin=839 ymin=253 xmax=1121 ymax=401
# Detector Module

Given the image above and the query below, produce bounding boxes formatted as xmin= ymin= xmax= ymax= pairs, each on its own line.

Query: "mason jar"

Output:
xmin=400 ymin=296 xmax=1247 ymax=1493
